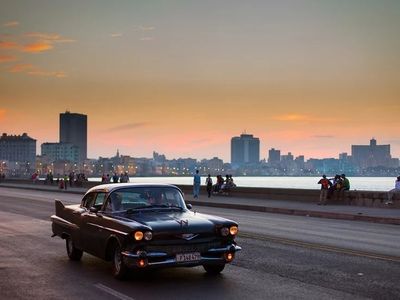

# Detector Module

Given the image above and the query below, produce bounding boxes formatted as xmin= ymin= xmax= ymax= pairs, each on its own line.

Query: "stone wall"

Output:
xmin=1 ymin=178 xmax=399 ymax=208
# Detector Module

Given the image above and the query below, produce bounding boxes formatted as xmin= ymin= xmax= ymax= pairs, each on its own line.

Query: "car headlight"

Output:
xmin=220 ymin=227 xmax=229 ymax=237
xmin=144 ymin=231 xmax=153 ymax=241
xmin=134 ymin=231 xmax=144 ymax=241
xmin=229 ymin=225 xmax=238 ymax=236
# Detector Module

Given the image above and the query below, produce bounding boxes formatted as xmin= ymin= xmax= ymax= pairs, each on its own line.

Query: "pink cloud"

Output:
xmin=9 ymin=63 xmax=34 ymax=72
xmin=0 ymin=40 xmax=19 ymax=49
xmin=0 ymin=55 xmax=17 ymax=63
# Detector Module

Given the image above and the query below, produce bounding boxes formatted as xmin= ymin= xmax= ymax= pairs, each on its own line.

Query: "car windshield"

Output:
xmin=106 ymin=187 xmax=186 ymax=212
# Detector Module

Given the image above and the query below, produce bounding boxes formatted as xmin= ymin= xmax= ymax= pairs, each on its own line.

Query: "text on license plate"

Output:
xmin=176 ymin=252 xmax=201 ymax=263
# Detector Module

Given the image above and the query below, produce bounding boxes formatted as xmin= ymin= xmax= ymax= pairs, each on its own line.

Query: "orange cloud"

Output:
xmin=273 ymin=114 xmax=326 ymax=122
xmin=24 ymin=32 xmax=76 ymax=43
xmin=9 ymin=63 xmax=34 ymax=72
xmin=0 ymin=40 xmax=19 ymax=49
xmin=0 ymin=55 xmax=17 ymax=63
xmin=9 ymin=63 xmax=66 ymax=78
xmin=22 ymin=41 xmax=53 ymax=53
xmin=3 ymin=21 xmax=19 ymax=27
xmin=27 ymin=70 xmax=67 ymax=78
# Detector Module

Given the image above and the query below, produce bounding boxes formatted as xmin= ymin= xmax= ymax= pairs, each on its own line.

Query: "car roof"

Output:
xmin=85 ymin=183 xmax=181 ymax=195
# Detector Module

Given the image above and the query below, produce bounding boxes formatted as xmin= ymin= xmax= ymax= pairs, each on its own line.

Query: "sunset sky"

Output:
xmin=1 ymin=0 xmax=399 ymax=161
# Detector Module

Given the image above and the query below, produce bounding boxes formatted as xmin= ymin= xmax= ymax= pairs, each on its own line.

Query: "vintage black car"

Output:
xmin=51 ymin=183 xmax=241 ymax=278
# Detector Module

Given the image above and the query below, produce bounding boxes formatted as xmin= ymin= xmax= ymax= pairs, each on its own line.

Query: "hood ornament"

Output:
xmin=180 ymin=233 xmax=198 ymax=241
xmin=175 ymin=219 xmax=188 ymax=227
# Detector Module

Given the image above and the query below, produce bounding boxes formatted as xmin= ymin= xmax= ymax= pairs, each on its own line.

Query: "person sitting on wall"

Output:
xmin=386 ymin=176 xmax=400 ymax=205
xmin=327 ymin=174 xmax=342 ymax=200
xmin=340 ymin=174 xmax=351 ymax=204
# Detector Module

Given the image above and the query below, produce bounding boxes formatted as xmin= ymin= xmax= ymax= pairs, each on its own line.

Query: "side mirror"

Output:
xmin=89 ymin=207 xmax=99 ymax=213
xmin=186 ymin=203 xmax=192 ymax=210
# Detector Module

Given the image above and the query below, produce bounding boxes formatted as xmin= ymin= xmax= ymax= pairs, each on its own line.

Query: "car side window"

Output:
xmin=94 ymin=192 xmax=107 ymax=209
xmin=82 ymin=193 xmax=96 ymax=209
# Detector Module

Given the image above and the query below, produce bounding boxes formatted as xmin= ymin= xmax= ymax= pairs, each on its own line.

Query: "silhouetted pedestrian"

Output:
xmin=193 ymin=170 xmax=201 ymax=198
xmin=206 ymin=174 xmax=213 ymax=198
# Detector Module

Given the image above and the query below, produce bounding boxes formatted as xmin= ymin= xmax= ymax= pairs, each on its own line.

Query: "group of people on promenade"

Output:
xmin=30 ymin=171 xmax=88 ymax=190
xmin=193 ymin=171 xmax=236 ymax=198
xmin=318 ymin=174 xmax=400 ymax=205
xmin=317 ymin=173 xmax=350 ymax=205
xmin=101 ymin=172 xmax=130 ymax=184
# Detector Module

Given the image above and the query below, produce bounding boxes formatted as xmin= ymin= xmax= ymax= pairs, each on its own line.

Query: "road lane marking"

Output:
xmin=240 ymin=231 xmax=400 ymax=263
xmin=94 ymin=283 xmax=135 ymax=300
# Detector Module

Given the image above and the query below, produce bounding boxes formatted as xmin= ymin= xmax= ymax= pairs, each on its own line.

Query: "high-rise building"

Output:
xmin=0 ymin=133 xmax=36 ymax=164
xmin=268 ymin=148 xmax=281 ymax=165
xmin=351 ymin=138 xmax=392 ymax=168
xmin=231 ymin=133 xmax=260 ymax=167
xmin=41 ymin=142 xmax=79 ymax=163
xmin=60 ymin=111 xmax=87 ymax=162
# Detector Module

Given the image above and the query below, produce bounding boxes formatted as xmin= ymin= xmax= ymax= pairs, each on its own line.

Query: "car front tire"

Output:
xmin=203 ymin=263 xmax=225 ymax=274
xmin=112 ymin=243 xmax=128 ymax=280
xmin=66 ymin=237 xmax=83 ymax=261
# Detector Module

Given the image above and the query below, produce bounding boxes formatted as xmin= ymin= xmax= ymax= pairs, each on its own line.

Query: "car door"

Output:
xmin=81 ymin=192 xmax=108 ymax=256
xmin=68 ymin=192 xmax=97 ymax=250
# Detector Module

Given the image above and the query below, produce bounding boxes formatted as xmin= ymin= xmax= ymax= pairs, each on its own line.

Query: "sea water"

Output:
xmin=88 ymin=176 xmax=396 ymax=191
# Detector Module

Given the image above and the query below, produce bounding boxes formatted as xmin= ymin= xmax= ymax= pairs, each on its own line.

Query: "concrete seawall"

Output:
xmin=2 ymin=178 xmax=399 ymax=209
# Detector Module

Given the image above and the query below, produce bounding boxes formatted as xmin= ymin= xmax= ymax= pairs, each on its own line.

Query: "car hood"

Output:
xmin=123 ymin=210 xmax=217 ymax=234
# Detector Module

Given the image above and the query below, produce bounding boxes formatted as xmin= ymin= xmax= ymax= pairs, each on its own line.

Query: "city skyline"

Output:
xmin=1 ymin=1 xmax=399 ymax=161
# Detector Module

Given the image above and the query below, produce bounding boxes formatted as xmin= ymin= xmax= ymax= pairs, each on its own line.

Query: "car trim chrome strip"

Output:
xmin=122 ymin=251 xmax=168 ymax=258
xmin=207 ymin=245 xmax=242 ymax=253
xmin=87 ymin=223 xmax=128 ymax=236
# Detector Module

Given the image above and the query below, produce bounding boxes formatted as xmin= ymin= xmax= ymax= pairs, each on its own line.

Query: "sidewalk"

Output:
xmin=1 ymin=182 xmax=399 ymax=225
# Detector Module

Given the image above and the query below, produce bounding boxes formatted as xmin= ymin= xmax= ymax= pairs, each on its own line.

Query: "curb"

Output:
xmin=0 ymin=184 xmax=85 ymax=195
xmin=1 ymin=183 xmax=399 ymax=225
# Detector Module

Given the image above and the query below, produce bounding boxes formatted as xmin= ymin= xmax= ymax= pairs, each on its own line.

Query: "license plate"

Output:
xmin=176 ymin=252 xmax=201 ymax=263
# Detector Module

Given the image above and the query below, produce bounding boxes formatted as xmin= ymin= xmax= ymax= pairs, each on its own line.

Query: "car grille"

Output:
xmin=145 ymin=240 xmax=223 ymax=255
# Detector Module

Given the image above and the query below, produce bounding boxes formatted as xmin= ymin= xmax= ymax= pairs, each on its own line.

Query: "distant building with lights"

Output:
xmin=60 ymin=111 xmax=87 ymax=162
xmin=351 ymin=138 xmax=392 ymax=168
xmin=231 ymin=133 xmax=260 ymax=167
xmin=41 ymin=142 xmax=79 ymax=163
xmin=268 ymin=148 xmax=281 ymax=166
xmin=0 ymin=133 xmax=36 ymax=164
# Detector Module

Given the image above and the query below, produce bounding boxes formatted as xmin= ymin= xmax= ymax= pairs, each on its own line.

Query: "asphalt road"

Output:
xmin=1 ymin=188 xmax=400 ymax=299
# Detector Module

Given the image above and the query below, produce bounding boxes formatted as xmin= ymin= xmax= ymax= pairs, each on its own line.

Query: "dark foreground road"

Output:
xmin=1 ymin=188 xmax=400 ymax=299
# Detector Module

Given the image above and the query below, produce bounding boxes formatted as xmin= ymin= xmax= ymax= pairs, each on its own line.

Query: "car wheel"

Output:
xmin=203 ymin=263 xmax=225 ymax=274
xmin=66 ymin=237 xmax=83 ymax=261
xmin=112 ymin=243 xmax=128 ymax=279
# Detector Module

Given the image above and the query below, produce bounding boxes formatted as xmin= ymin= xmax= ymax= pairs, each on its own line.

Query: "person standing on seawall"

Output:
xmin=206 ymin=174 xmax=213 ymax=198
xmin=193 ymin=170 xmax=201 ymax=198
xmin=317 ymin=175 xmax=332 ymax=205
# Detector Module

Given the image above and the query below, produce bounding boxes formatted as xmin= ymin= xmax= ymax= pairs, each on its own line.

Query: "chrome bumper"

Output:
xmin=121 ymin=244 xmax=241 ymax=268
